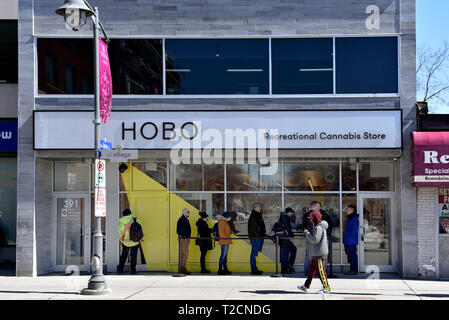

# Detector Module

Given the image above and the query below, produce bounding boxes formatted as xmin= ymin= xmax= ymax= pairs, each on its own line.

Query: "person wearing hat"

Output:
xmin=216 ymin=211 xmax=233 ymax=275
xmin=195 ymin=211 xmax=213 ymax=273
xmin=177 ymin=208 xmax=192 ymax=275
xmin=298 ymin=212 xmax=331 ymax=294
xmin=279 ymin=207 xmax=297 ymax=274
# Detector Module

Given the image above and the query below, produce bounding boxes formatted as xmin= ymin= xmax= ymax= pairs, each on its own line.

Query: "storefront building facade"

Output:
xmin=17 ymin=0 xmax=417 ymax=277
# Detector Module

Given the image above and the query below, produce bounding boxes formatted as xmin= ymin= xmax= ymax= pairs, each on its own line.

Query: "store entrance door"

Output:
xmin=52 ymin=194 xmax=91 ymax=272
xmin=358 ymin=194 xmax=396 ymax=273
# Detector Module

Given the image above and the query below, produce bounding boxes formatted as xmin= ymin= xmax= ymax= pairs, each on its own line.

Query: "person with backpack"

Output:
xmin=298 ymin=214 xmax=331 ymax=294
xmin=248 ymin=202 xmax=266 ymax=275
xmin=117 ymin=208 xmax=144 ymax=274
xmin=177 ymin=208 xmax=192 ymax=275
xmin=217 ymin=211 xmax=233 ymax=275
xmin=279 ymin=207 xmax=297 ymax=275
xmin=195 ymin=211 xmax=213 ymax=274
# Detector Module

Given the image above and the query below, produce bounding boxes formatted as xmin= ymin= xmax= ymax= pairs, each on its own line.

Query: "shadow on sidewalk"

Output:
xmin=405 ymin=293 xmax=449 ymax=298
xmin=240 ymin=290 xmax=380 ymax=296
xmin=0 ymin=290 xmax=79 ymax=295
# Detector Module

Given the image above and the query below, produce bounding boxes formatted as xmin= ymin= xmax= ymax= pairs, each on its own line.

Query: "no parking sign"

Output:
xmin=95 ymin=159 xmax=106 ymax=217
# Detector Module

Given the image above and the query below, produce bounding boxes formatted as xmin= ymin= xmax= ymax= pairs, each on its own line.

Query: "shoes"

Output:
xmin=317 ymin=288 xmax=331 ymax=294
xmin=201 ymin=269 xmax=211 ymax=274
xmin=117 ymin=268 xmax=124 ymax=274
xmin=224 ymin=270 xmax=232 ymax=275
xmin=130 ymin=271 xmax=137 ymax=275
xmin=288 ymin=267 xmax=295 ymax=274
xmin=297 ymin=285 xmax=309 ymax=292
xmin=182 ymin=270 xmax=191 ymax=275
xmin=344 ymin=270 xmax=358 ymax=275
xmin=251 ymin=270 xmax=264 ymax=275
xmin=217 ymin=270 xmax=227 ymax=275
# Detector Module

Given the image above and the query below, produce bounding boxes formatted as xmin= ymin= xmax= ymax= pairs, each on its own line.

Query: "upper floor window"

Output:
xmin=37 ymin=38 xmax=162 ymax=94
xmin=272 ymin=38 xmax=333 ymax=94
xmin=0 ymin=20 xmax=18 ymax=83
xmin=165 ymin=39 xmax=269 ymax=94
xmin=37 ymin=36 xmax=399 ymax=96
xmin=336 ymin=37 xmax=398 ymax=94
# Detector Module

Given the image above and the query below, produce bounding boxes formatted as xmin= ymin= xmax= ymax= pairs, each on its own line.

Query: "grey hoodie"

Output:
xmin=305 ymin=220 xmax=329 ymax=259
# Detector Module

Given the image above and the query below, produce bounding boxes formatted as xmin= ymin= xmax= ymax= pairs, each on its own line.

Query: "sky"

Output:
xmin=416 ymin=0 xmax=449 ymax=113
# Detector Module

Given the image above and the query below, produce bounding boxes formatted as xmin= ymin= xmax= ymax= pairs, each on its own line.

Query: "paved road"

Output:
xmin=0 ymin=273 xmax=448 ymax=300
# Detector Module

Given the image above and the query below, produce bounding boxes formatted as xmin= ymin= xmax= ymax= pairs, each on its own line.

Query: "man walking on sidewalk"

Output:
xmin=177 ymin=208 xmax=192 ymax=275
xmin=248 ymin=202 xmax=266 ymax=275
xmin=298 ymin=214 xmax=331 ymax=294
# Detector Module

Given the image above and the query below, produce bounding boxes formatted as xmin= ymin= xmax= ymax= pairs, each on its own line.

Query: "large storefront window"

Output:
xmin=284 ymin=194 xmax=341 ymax=264
xmin=359 ymin=162 xmax=395 ymax=191
xmin=54 ymin=162 xmax=90 ymax=191
xmin=0 ymin=158 xmax=17 ymax=248
xmin=170 ymin=164 xmax=224 ymax=191
xmin=226 ymin=163 xmax=281 ymax=191
xmin=284 ymin=162 xmax=339 ymax=191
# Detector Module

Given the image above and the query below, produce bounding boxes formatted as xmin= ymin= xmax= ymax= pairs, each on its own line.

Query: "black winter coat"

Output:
xmin=278 ymin=212 xmax=294 ymax=245
xmin=196 ymin=219 xmax=213 ymax=251
xmin=177 ymin=215 xmax=191 ymax=238
xmin=248 ymin=210 xmax=266 ymax=239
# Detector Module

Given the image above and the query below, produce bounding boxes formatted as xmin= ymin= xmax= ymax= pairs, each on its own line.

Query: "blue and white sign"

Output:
xmin=100 ymin=139 xmax=113 ymax=150
xmin=0 ymin=120 xmax=17 ymax=152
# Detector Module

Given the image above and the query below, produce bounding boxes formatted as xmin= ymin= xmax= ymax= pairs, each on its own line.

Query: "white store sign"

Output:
xmin=34 ymin=110 xmax=402 ymax=150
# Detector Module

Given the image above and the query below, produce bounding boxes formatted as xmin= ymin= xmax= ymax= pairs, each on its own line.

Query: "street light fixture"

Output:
xmin=56 ymin=0 xmax=110 ymax=295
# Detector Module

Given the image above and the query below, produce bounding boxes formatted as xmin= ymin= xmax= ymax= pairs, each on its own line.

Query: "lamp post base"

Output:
xmin=81 ymin=288 xmax=111 ymax=295
xmin=81 ymin=274 xmax=110 ymax=295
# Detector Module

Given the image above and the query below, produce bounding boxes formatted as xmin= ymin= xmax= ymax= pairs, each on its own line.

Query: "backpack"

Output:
xmin=129 ymin=218 xmax=144 ymax=242
xmin=212 ymin=222 xmax=219 ymax=241
xmin=272 ymin=222 xmax=288 ymax=237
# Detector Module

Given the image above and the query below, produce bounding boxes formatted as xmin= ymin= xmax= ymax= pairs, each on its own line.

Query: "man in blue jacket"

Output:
xmin=177 ymin=208 xmax=192 ymax=275
xmin=343 ymin=205 xmax=359 ymax=275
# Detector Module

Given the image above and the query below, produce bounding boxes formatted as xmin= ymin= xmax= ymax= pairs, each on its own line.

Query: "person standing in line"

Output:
xmin=343 ymin=205 xmax=359 ymax=275
xmin=217 ymin=211 xmax=233 ymax=275
xmin=176 ymin=208 xmax=192 ymax=275
xmin=196 ymin=211 xmax=213 ymax=274
xmin=248 ymin=202 xmax=266 ymax=275
xmin=279 ymin=207 xmax=297 ymax=274
xmin=301 ymin=201 xmax=322 ymax=275
xmin=117 ymin=208 xmax=143 ymax=275
xmin=298 ymin=214 xmax=331 ymax=294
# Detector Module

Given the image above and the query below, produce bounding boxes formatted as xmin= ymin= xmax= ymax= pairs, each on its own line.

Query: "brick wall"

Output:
xmin=417 ymin=187 xmax=437 ymax=278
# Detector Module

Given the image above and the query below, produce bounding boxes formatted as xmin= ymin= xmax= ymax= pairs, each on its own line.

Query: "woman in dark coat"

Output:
xmin=196 ymin=211 xmax=213 ymax=273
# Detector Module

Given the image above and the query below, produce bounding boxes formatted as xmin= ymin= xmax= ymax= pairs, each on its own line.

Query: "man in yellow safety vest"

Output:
xmin=117 ymin=208 xmax=143 ymax=274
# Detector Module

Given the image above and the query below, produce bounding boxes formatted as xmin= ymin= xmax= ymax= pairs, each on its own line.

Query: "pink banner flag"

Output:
xmin=99 ymin=38 xmax=112 ymax=124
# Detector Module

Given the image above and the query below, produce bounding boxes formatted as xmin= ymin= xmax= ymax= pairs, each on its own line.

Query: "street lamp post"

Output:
xmin=56 ymin=0 xmax=110 ymax=295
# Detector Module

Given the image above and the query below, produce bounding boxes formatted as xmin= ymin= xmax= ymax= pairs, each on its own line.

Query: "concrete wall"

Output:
xmin=416 ymin=187 xmax=437 ymax=278
xmin=18 ymin=0 xmax=416 ymax=276
xmin=0 ymin=84 xmax=18 ymax=118
xmin=35 ymin=159 xmax=53 ymax=275
xmin=0 ymin=0 xmax=18 ymax=20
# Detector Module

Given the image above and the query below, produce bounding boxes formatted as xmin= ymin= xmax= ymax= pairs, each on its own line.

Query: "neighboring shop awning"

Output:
xmin=413 ymin=132 xmax=449 ymax=186
xmin=0 ymin=119 xmax=17 ymax=152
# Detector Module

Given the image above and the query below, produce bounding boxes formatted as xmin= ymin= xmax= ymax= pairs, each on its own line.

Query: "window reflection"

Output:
xmin=272 ymin=38 xmax=333 ymax=94
xmin=284 ymin=162 xmax=339 ymax=191
xmin=170 ymin=164 xmax=224 ymax=191
xmin=165 ymin=39 xmax=269 ymax=94
xmin=342 ymin=162 xmax=357 ymax=191
xmin=175 ymin=193 xmax=224 ymax=218
xmin=226 ymin=163 xmax=281 ymax=191
xmin=359 ymin=162 xmax=394 ymax=191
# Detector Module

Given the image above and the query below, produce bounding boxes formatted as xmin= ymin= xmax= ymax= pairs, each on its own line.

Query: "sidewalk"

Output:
xmin=0 ymin=273 xmax=448 ymax=300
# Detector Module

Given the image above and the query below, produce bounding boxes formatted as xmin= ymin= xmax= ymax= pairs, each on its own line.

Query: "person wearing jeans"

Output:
xmin=217 ymin=211 xmax=233 ymax=275
xmin=279 ymin=208 xmax=297 ymax=274
xmin=248 ymin=203 xmax=266 ymax=275
xmin=343 ymin=205 xmax=359 ymax=275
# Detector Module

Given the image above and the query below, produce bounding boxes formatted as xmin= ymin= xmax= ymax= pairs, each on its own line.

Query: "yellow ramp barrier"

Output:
xmin=120 ymin=164 xmax=276 ymax=273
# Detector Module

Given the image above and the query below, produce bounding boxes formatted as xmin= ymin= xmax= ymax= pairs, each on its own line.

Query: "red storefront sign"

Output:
xmin=413 ymin=132 xmax=449 ymax=186
xmin=439 ymin=188 xmax=449 ymax=203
